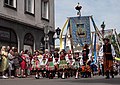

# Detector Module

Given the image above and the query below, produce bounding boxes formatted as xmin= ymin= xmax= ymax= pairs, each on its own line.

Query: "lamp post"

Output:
xmin=75 ymin=2 xmax=82 ymax=16
xmin=44 ymin=25 xmax=50 ymax=51
xmin=54 ymin=27 xmax=61 ymax=49
xmin=55 ymin=27 xmax=61 ymax=38
xmin=101 ymin=21 xmax=105 ymax=38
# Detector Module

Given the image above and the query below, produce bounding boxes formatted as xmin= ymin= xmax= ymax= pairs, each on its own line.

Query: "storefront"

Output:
xmin=0 ymin=27 xmax=18 ymax=48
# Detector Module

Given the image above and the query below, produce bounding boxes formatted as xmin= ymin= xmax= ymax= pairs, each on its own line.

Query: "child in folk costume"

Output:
xmin=31 ymin=51 xmax=41 ymax=79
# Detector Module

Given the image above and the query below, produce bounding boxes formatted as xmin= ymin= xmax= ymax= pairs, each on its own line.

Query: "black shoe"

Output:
xmin=112 ymin=75 xmax=114 ymax=78
xmin=35 ymin=76 xmax=39 ymax=79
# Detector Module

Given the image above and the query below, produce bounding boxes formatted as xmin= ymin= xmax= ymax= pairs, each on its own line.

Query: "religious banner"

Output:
xmin=69 ymin=16 xmax=91 ymax=46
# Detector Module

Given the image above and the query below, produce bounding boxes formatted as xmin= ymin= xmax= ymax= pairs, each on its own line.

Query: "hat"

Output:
xmin=103 ymin=38 xmax=109 ymax=42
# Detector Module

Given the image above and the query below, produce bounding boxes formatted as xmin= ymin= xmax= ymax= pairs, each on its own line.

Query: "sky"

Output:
xmin=55 ymin=0 xmax=120 ymax=34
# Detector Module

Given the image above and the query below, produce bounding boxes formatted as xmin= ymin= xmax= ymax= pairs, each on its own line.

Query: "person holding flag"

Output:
xmin=99 ymin=38 xmax=116 ymax=79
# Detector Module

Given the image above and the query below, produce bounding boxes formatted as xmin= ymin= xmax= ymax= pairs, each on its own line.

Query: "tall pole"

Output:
xmin=44 ymin=25 xmax=50 ymax=51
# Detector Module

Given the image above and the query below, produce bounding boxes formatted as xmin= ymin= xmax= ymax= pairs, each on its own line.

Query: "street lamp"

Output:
xmin=44 ymin=25 xmax=50 ymax=50
xmin=54 ymin=27 xmax=61 ymax=49
xmin=75 ymin=2 xmax=82 ymax=16
xmin=101 ymin=21 xmax=105 ymax=38
xmin=55 ymin=27 xmax=61 ymax=38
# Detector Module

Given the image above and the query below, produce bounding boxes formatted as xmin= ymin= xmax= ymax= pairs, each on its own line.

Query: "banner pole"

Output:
xmin=69 ymin=20 xmax=75 ymax=58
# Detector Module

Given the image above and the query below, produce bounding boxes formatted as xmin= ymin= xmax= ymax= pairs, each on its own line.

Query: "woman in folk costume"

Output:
xmin=66 ymin=50 xmax=75 ymax=68
xmin=47 ymin=52 xmax=54 ymax=79
xmin=20 ymin=51 xmax=27 ymax=78
xmin=99 ymin=38 xmax=115 ymax=79
xmin=37 ymin=51 xmax=43 ymax=78
xmin=31 ymin=51 xmax=41 ymax=79
xmin=0 ymin=46 xmax=9 ymax=79
xmin=53 ymin=49 xmax=60 ymax=78
xmin=59 ymin=49 xmax=67 ymax=79
xmin=41 ymin=49 xmax=49 ymax=78
xmin=65 ymin=50 xmax=75 ymax=77
xmin=74 ymin=52 xmax=81 ymax=79
xmin=24 ymin=50 xmax=31 ymax=76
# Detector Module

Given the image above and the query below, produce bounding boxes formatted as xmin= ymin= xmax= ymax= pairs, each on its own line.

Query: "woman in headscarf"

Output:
xmin=0 ymin=46 xmax=9 ymax=79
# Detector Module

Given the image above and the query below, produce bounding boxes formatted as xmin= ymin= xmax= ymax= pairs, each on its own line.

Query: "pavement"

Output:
xmin=0 ymin=75 xmax=120 ymax=85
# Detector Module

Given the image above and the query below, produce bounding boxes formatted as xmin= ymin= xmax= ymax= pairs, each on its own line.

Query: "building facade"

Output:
xmin=0 ymin=0 xmax=55 ymax=52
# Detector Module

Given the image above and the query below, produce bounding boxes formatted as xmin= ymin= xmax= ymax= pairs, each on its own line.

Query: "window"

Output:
xmin=4 ymin=0 xmax=17 ymax=9
xmin=41 ymin=0 xmax=49 ymax=20
xmin=25 ymin=0 xmax=35 ymax=15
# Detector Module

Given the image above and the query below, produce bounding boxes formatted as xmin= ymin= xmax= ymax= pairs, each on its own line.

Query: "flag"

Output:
xmin=64 ymin=20 xmax=70 ymax=50
xmin=69 ymin=16 xmax=91 ymax=46
xmin=93 ymin=32 xmax=97 ymax=63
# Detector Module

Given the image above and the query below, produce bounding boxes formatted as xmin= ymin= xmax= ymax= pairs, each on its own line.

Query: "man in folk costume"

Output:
xmin=53 ymin=49 xmax=60 ymax=78
xmin=82 ymin=44 xmax=90 ymax=65
xmin=99 ymin=38 xmax=115 ymax=79
xmin=65 ymin=50 xmax=75 ymax=77
xmin=81 ymin=44 xmax=91 ymax=78
xmin=41 ymin=49 xmax=49 ymax=78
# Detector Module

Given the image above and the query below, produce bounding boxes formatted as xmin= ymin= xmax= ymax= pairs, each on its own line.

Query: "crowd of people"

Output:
xmin=0 ymin=38 xmax=119 ymax=79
